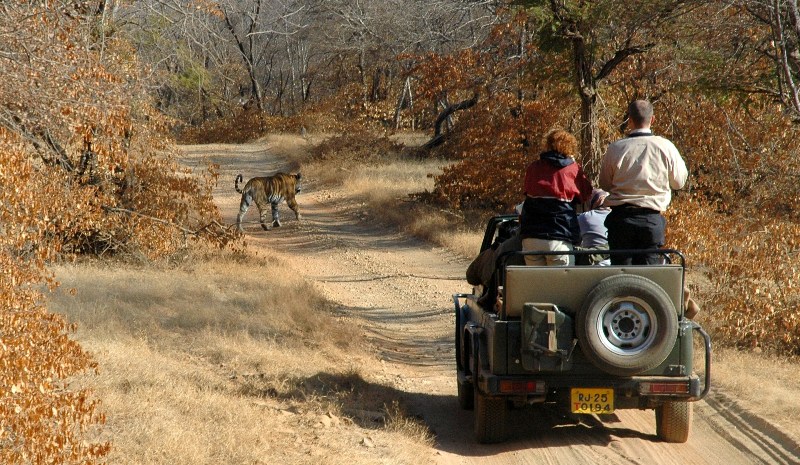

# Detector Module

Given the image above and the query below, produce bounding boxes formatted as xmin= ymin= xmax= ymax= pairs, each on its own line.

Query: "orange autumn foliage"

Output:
xmin=0 ymin=3 xmax=235 ymax=462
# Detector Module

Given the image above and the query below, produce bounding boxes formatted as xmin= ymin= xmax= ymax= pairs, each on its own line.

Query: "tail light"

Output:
xmin=640 ymin=382 xmax=690 ymax=395
xmin=499 ymin=380 xmax=546 ymax=394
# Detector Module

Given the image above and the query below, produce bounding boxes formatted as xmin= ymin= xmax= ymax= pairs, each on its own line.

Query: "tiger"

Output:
xmin=234 ymin=171 xmax=302 ymax=232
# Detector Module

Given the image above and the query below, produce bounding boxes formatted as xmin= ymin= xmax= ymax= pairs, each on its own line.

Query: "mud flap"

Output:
xmin=521 ymin=303 xmax=575 ymax=372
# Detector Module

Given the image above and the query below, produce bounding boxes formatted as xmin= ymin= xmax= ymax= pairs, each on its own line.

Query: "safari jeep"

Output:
xmin=453 ymin=215 xmax=711 ymax=443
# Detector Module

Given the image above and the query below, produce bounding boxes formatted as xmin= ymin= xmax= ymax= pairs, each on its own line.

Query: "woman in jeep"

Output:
xmin=519 ymin=128 xmax=593 ymax=266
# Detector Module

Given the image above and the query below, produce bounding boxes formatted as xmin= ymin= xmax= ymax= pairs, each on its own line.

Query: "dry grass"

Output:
xmin=305 ymin=151 xmax=482 ymax=259
xmin=47 ymin=249 xmax=434 ymax=465
xmin=710 ymin=348 xmax=800 ymax=439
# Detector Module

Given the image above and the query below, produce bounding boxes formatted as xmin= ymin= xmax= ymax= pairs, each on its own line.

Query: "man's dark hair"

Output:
xmin=495 ymin=220 xmax=517 ymax=244
xmin=628 ymin=100 xmax=654 ymax=126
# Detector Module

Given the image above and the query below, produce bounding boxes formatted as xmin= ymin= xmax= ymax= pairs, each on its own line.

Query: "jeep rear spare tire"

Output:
xmin=577 ymin=274 xmax=678 ymax=376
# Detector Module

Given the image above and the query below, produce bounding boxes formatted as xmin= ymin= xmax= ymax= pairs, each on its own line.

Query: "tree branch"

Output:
xmin=421 ymin=92 xmax=479 ymax=150
xmin=433 ymin=92 xmax=479 ymax=137
xmin=595 ymin=43 xmax=656 ymax=82
xmin=102 ymin=206 xmax=232 ymax=237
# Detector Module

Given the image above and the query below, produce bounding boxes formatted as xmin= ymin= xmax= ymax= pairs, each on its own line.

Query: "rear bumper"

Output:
xmin=479 ymin=372 xmax=703 ymax=394
xmin=469 ymin=372 xmax=703 ymax=409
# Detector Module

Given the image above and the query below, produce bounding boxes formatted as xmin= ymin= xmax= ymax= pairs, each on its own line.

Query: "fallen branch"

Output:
xmin=102 ymin=206 xmax=232 ymax=237
xmin=422 ymin=92 xmax=479 ymax=150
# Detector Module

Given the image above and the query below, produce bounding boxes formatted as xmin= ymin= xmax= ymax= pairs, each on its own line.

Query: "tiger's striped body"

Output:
xmin=235 ymin=172 xmax=302 ymax=231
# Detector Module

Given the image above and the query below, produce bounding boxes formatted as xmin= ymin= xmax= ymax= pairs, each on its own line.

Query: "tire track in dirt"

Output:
xmin=179 ymin=142 xmax=800 ymax=465
xmin=697 ymin=392 xmax=800 ymax=464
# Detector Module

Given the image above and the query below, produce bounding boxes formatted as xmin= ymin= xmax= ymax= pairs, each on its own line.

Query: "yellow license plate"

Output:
xmin=571 ymin=388 xmax=614 ymax=414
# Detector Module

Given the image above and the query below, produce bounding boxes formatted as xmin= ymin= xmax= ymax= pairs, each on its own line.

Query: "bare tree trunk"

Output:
xmin=394 ymin=77 xmax=412 ymax=129
xmin=579 ymin=95 xmax=601 ymax=176
xmin=572 ymin=34 xmax=602 ymax=173
xmin=772 ymin=0 xmax=800 ymax=118
xmin=788 ymin=0 xmax=800 ymax=38
xmin=546 ymin=0 xmax=658 ymax=175
xmin=222 ymin=3 xmax=265 ymax=111
xmin=358 ymin=45 xmax=367 ymax=102
xmin=370 ymin=67 xmax=381 ymax=101
xmin=284 ymin=32 xmax=297 ymax=113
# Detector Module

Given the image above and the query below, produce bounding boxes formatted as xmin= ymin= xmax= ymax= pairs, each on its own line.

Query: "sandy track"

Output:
xmin=180 ymin=143 xmax=800 ymax=465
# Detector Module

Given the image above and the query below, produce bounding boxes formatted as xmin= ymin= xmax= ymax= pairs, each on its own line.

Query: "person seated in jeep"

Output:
xmin=466 ymin=219 xmax=521 ymax=291
xmin=466 ymin=205 xmax=525 ymax=311
xmin=519 ymin=128 xmax=593 ymax=266
xmin=576 ymin=188 xmax=611 ymax=266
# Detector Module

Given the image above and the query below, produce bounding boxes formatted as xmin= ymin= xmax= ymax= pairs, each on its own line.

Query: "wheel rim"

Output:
xmin=596 ymin=296 xmax=657 ymax=356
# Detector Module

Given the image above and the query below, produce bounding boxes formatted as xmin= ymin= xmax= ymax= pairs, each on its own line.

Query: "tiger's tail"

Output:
xmin=235 ymin=174 xmax=244 ymax=194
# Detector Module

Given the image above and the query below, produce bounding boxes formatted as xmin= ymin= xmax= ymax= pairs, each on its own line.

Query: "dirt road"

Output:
xmin=180 ymin=142 xmax=800 ymax=465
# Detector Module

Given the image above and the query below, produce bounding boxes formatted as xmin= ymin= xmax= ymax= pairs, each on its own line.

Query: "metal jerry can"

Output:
xmin=521 ymin=303 xmax=575 ymax=372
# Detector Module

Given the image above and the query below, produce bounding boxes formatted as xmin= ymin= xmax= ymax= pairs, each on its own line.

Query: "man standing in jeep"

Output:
xmin=599 ymin=100 xmax=688 ymax=265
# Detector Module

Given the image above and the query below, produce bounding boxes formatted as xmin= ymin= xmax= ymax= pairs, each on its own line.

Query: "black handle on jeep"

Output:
xmin=691 ymin=321 xmax=712 ymax=401
xmin=452 ymin=293 xmax=470 ymax=337
xmin=452 ymin=293 xmax=469 ymax=311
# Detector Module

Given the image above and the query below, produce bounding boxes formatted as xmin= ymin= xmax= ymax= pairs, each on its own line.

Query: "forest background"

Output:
xmin=2 ymin=0 xmax=800 ymax=463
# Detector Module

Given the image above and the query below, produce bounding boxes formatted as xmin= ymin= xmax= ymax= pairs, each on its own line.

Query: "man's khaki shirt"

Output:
xmin=599 ymin=129 xmax=688 ymax=212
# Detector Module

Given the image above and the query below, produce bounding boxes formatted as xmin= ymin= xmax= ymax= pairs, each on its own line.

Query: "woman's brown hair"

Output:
xmin=541 ymin=128 xmax=579 ymax=158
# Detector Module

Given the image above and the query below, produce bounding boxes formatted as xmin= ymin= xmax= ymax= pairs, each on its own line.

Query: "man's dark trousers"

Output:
xmin=604 ymin=206 xmax=666 ymax=265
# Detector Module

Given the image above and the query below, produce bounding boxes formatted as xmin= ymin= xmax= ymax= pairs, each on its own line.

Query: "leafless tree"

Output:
xmin=735 ymin=0 xmax=800 ymax=120
xmin=118 ymin=0 xmax=502 ymax=121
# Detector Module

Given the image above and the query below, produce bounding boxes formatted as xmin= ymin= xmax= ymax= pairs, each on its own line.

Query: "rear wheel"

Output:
xmin=473 ymin=352 xmax=506 ymax=443
xmin=577 ymin=275 xmax=678 ymax=376
xmin=474 ymin=388 xmax=506 ymax=443
xmin=655 ymin=401 xmax=693 ymax=443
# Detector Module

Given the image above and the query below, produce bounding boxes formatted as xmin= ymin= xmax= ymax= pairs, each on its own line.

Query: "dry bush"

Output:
xmin=175 ymin=108 xmax=270 ymax=144
xmin=0 ymin=4 xmax=236 ymax=463
xmin=409 ymin=12 xmax=577 ymax=212
xmin=423 ymin=93 xmax=573 ymax=211
xmin=0 ymin=135 xmax=109 ymax=463
xmin=665 ymin=96 xmax=800 ymax=354
xmin=176 ymin=80 xmax=399 ymax=145
xmin=176 ymin=108 xmax=308 ymax=144
xmin=0 ymin=3 xmax=233 ymax=260
xmin=308 ymin=132 xmax=406 ymax=165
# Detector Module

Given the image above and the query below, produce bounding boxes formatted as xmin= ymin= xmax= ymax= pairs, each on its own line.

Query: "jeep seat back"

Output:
xmin=503 ymin=265 xmax=684 ymax=318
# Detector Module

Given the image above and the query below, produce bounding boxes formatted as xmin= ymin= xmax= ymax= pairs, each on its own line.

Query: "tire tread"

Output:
xmin=577 ymin=274 xmax=678 ymax=376
xmin=474 ymin=389 xmax=506 ymax=443
xmin=656 ymin=401 xmax=693 ymax=443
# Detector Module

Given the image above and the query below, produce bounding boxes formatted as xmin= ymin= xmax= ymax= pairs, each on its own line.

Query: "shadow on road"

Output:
xmin=245 ymin=370 xmax=655 ymax=457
